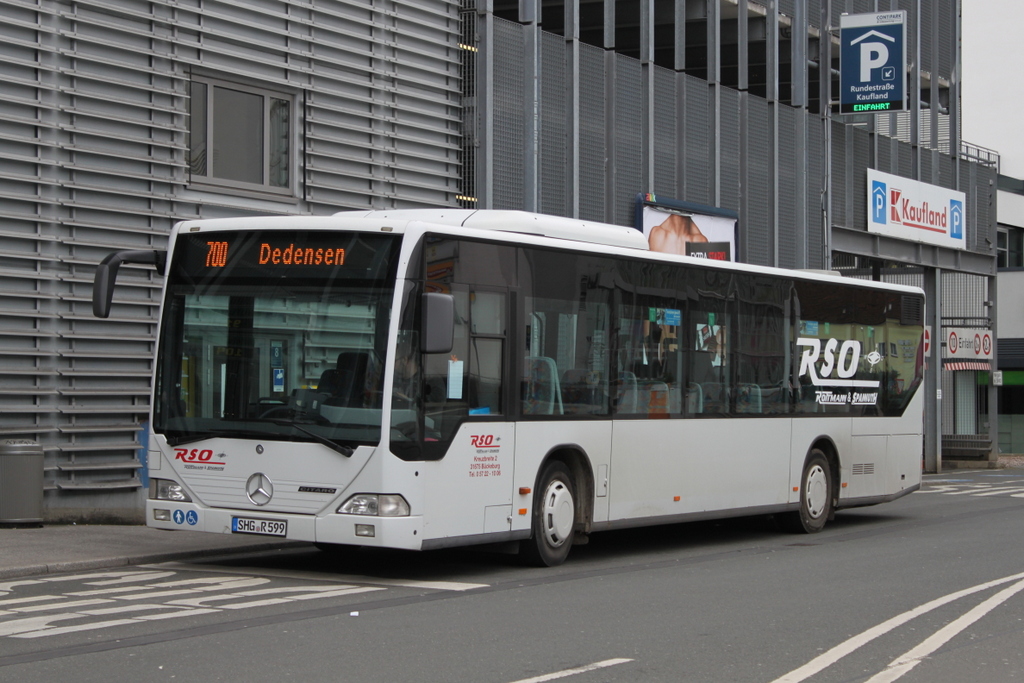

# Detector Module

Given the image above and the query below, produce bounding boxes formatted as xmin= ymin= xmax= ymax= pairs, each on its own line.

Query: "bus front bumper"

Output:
xmin=146 ymin=501 xmax=425 ymax=550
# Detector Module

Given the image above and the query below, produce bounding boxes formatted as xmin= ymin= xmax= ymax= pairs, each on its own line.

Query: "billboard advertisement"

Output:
xmin=867 ymin=169 xmax=966 ymax=250
xmin=635 ymin=194 xmax=738 ymax=262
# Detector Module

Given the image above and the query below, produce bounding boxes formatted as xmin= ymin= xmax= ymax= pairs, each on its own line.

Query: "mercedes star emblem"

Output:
xmin=245 ymin=472 xmax=274 ymax=506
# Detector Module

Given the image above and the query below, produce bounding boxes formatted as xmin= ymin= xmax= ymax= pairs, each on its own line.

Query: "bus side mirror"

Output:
xmin=93 ymin=249 xmax=167 ymax=318
xmin=421 ymin=293 xmax=454 ymax=354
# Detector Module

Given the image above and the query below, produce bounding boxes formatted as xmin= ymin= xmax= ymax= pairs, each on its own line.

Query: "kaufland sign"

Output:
xmin=867 ymin=169 xmax=966 ymax=250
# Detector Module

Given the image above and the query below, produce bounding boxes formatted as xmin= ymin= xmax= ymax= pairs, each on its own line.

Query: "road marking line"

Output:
xmin=0 ymin=567 xmax=397 ymax=639
xmin=17 ymin=619 xmax=139 ymax=638
xmin=863 ymin=576 xmax=1024 ymax=683
xmin=42 ymin=571 xmax=155 ymax=583
xmin=0 ymin=595 xmax=67 ymax=607
xmin=973 ymin=487 xmax=1024 ymax=497
xmin=8 ymin=598 xmax=113 ymax=614
xmin=0 ymin=578 xmax=271 ymax=617
xmin=68 ymin=585 xmax=165 ymax=597
xmin=115 ymin=577 xmax=269 ymax=601
xmin=769 ymin=570 xmax=1024 ymax=683
xmin=0 ymin=581 xmax=43 ymax=596
xmin=0 ymin=571 xmax=173 ymax=596
xmin=508 ymin=658 xmax=634 ymax=683
xmin=149 ymin=562 xmax=489 ymax=591
xmin=165 ymin=585 xmax=381 ymax=609
xmin=16 ymin=610 xmax=217 ymax=639
xmin=83 ymin=571 xmax=176 ymax=585
xmin=3 ymin=582 xmax=384 ymax=638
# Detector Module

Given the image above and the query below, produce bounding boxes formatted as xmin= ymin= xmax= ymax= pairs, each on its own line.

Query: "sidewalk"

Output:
xmin=0 ymin=524 xmax=304 ymax=580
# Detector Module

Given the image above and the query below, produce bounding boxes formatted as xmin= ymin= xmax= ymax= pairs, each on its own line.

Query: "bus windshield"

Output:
xmin=154 ymin=230 xmax=401 ymax=451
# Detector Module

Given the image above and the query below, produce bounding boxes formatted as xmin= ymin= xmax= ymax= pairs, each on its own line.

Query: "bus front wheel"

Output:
xmin=522 ymin=461 xmax=576 ymax=567
xmin=780 ymin=450 xmax=832 ymax=534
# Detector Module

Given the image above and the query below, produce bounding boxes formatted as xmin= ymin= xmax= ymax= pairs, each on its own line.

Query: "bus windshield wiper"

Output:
xmin=261 ymin=418 xmax=354 ymax=457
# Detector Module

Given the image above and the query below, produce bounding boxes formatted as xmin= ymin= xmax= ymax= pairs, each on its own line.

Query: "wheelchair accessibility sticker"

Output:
xmin=172 ymin=510 xmax=199 ymax=526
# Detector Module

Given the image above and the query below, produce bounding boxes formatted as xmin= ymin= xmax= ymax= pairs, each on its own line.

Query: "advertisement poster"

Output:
xmin=636 ymin=194 xmax=738 ymax=262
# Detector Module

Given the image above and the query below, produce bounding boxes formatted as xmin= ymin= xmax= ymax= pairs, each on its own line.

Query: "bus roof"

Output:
xmin=173 ymin=210 xmax=920 ymax=295
xmin=332 ymin=209 xmax=919 ymax=294
xmin=332 ymin=209 xmax=651 ymax=251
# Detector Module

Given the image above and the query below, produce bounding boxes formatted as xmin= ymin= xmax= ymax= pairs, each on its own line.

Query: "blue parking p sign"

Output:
xmin=840 ymin=11 xmax=906 ymax=114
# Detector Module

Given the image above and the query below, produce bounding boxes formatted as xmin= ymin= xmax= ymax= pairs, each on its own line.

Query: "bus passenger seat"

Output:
xmin=647 ymin=381 xmax=669 ymax=417
xmin=615 ymin=372 xmax=638 ymax=414
xmin=561 ymin=368 xmax=598 ymax=414
xmin=687 ymin=383 xmax=703 ymax=414
xmin=522 ymin=356 xmax=563 ymax=415
xmin=703 ymin=382 xmax=728 ymax=413
xmin=737 ymin=383 xmax=763 ymax=414
xmin=317 ymin=368 xmax=341 ymax=395
xmin=327 ymin=351 xmax=375 ymax=407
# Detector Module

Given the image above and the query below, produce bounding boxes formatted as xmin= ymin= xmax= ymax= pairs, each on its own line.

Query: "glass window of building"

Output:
xmin=997 ymin=225 xmax=1024 ymax=269
xmin=188 ymin=77 xmax=293 ymax=196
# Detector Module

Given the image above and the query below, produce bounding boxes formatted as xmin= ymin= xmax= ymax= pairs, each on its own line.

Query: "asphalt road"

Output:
xmin=2 ymin=468 xmax=1024 ymax=683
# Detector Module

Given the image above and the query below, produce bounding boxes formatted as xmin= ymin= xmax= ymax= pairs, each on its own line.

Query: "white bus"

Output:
xmin=94 ymin=210 xmax=924 ymax=566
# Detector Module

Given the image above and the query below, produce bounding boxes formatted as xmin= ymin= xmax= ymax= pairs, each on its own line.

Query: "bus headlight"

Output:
xmin=151 ymin=478 xmax=192 ymax=502
xmin=338 ymin=494 xmax=410 ymax=517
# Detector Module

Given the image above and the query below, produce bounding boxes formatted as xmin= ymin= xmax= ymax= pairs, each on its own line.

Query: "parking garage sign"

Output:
xmin=840 ymin=11 xmax=906 ymax=114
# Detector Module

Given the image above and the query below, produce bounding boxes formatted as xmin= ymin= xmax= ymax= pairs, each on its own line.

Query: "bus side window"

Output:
xmin=419 ymin=285 xmax=506 ymax=440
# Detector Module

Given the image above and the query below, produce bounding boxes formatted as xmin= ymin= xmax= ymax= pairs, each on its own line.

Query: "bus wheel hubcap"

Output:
xmin=542 ymin=481 xmax=574 ymax=547
xmin=806 ymin=465 xmax=828 ymax=519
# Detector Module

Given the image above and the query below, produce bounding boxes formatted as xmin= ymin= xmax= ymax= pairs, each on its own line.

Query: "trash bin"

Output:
xmin=0 ymin=440 xmax=44 ymax=527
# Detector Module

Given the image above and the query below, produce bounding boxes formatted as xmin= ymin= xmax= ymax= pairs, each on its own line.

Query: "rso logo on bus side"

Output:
xmin=797 ymin=337 xmax=881 ymax=406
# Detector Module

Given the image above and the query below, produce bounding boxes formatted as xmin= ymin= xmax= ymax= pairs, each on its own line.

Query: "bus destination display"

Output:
xmin=176 ymin=230 xmax=397 ymax=279
xmin=202 ymin=239 xmax=344 ymax=268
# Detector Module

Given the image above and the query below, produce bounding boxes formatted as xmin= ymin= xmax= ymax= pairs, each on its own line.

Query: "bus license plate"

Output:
xmin=231 ymin=517 xmax=287 ymax=537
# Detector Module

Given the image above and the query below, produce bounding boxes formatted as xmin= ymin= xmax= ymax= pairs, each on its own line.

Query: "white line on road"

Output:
xmin=508 ymin=658 xmax=634 ymax=683
xmin=150 ymin=562 xmax=489 ymax=592
xmin=0 ymin=569 xmax=388 ymax=639
xmin=0 ymin=570 xmax=165 ymax=596
xmin=863 ymin=576 xmax=1024 ymax=683
xmin=972 ymin=487 xmax=1024 ymax=497
xmin=942 ymin=487 xmax=1002 ymax=495
xmin=769 ymin=570 xmax=1024 ymax=683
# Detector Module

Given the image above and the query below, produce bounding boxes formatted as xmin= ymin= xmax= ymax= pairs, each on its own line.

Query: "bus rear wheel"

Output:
xmin=780 ymin=450 xmax=832 ymax=534
xmin=522 ymin=461 xmax=576 ymax=567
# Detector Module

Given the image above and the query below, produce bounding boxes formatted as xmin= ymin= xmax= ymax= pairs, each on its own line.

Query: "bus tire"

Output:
xmin=780 ymin=450 xmax=832 ymax=534
xmin=522 ymin=461 xmax=576 ymax=567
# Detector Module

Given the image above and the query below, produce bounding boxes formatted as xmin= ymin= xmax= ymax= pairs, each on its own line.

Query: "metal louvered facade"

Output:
xmin=470 ymin=1 xmax=985 ymax=268
xmin=2 ymin=0 xmax=460 ymax=521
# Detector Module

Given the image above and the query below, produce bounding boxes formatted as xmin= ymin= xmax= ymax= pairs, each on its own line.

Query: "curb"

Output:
xmin=0 ymin=540 xmax=306 ymax=581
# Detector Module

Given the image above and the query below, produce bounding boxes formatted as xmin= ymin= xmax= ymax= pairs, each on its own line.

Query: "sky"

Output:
xmin=961 ymin=0 xmax=1024 ymax=179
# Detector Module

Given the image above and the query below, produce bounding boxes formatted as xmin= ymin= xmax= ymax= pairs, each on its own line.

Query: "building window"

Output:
xmin=998 ymin=225 xmax=1024 ymax=269
xmin=188 ymin=77 xmax=293 ymax=195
